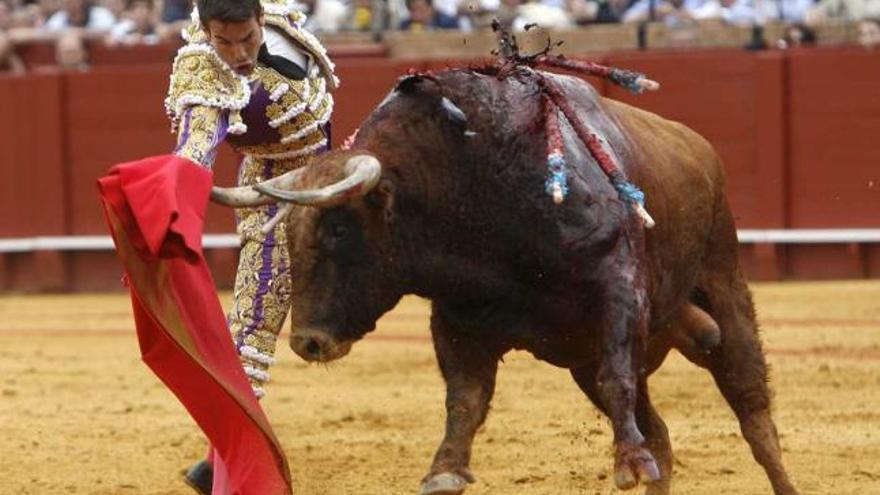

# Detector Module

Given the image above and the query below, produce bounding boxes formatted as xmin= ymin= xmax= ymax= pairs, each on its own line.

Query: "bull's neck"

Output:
xmin=391 ymin=158 xmax=518 ymax=303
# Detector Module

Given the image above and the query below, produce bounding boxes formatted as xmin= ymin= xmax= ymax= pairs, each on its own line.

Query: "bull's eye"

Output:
xmin=330 ymin=224 xmax=349 ymax=240
xmin=318 ymin=208 xmax=364 ymax=263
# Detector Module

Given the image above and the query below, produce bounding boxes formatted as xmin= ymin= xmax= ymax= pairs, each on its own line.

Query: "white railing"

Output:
xmin=1 ymin=229 xmax=879 ymax=253
xmin=0 ymin=234 xmax=240 ymax=253
xmin=736 ymin=229 xmax=880 ymax=244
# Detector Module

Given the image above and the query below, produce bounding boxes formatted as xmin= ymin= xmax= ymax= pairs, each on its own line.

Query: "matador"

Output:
xmin=97 ymin=0 xmax=336 ymax=493
xmin=166 ymin=0 xmax=337 ymax=491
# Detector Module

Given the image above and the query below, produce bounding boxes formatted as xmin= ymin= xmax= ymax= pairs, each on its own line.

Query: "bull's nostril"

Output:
xmin=305 ymin=339 xmax=321 ymax=357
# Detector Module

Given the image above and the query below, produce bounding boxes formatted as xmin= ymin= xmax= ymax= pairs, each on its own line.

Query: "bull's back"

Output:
xmin=439 ymin=70 xmax=732 ymax=318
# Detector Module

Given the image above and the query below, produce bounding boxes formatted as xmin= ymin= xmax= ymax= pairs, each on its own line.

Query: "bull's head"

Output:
xmin=212 ymin=151 xmax=402 ymax=363
xmin=213 ymin=74 xmax=477 ymax=363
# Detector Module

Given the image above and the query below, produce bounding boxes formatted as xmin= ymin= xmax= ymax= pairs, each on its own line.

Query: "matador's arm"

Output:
xmin=173 ymin=105 xmax=230 ymax=169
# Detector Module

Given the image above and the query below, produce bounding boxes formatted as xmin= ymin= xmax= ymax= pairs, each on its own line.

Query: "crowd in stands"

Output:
xmin=1 ymin=0 xmax=879 ymax=73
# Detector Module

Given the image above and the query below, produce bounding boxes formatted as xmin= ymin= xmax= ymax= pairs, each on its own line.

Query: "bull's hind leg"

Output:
xmin=696 ymin=273 xmax=798 ymax=495
xmin=419 ymin=305 xmax=506 ymax=495
xmin=571 ymin=366 xmax=672 ymax=495
xmin=684 ymin=194 xmax=799 ymax=494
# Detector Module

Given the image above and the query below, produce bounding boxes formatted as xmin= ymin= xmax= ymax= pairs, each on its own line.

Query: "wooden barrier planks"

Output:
xmin=786 ymin=47 xmax=880 ymax=228
xmin=0 ymin=73 xmax=66 ymax=237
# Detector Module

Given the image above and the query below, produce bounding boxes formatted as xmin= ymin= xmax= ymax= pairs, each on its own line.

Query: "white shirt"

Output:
xmin=756 ymin=0 xmax=815 ymax=22
xmin=109 ymin=19 xmax=160 ymax=43
xmin=263 ymin=26 xmax=316 ymax=77
xmin=44 ymin=6 xmax=116 ymax=31
xmin=691 ymin=0 xmax=761 ymax=24
xmin=622 ymin=0 xmax=712 ymax=22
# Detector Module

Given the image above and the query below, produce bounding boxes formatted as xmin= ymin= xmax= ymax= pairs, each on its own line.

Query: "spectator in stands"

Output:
xmin=101 ymin=0 xmax=125 ymax=19
xmin=777 ymin=22 xmax=817 ymax=46
xmin=488 ymin=0 xmax=571 ymax=30
xmin=0 ymin=29 xmax=26 ymax=73
xmin=40 ymin=0 xmax=61 ymax=23
xmin=569 ymin=0 xmax=634 ymax=24
xmin=159 ymin=0 xmax=188 ymax=21
xmin=493 ymin=0 xmax=521 ymax=28
xmin=44 ymin=0 xmax=116 ymax=30
xmin=55 ymin=29 xmax=87 ymax=68
xmin=13 ymin=0 xmax=60 ymax=27
xmin=9 ymin=2 xmax=42 ymax=27
xmin=347 ymin=0 xmax=373 ymax=30
xmin=457 ymin=0 xmax=501 ymax=29
xmin=621 ymin=0 xmax=706 ymax=24
xmin=858 ymin=17 xmax=880 ymax=48
xmin=512 ymin=0 xmax=572 ymax=29
xmin=9 ymin=0 xmax=61 ymax=28
xmin=43 ymin=0 xmax=112 ymax=72
xmin=432 ymin=0 xmax=463 ymax=20
xmin=399 ymin=0 xmax=460 ymax=29
xmin=294 ymin=0 xmax=350 ymax=33
xmin=0 ymin=0 xmax=12 ymax=29
xmin=155 ymin=0 xmax=189 ymax=41
xmin=757 ymin=0 xmax=815 ymax=23
xmin=805 ymin=0 xmax=880 ymax=24
xmin=107 ymin=0 xmax=158 ymax=44
xmin=685 ymin=0 xmax=755 ymax=25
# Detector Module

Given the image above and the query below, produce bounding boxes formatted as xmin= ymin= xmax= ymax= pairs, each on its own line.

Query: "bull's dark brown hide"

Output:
xmin=279 ymin=68 xmax=798 ymax=495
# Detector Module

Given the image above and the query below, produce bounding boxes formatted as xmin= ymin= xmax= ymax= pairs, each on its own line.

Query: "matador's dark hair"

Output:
xmin=197 ymin=0 xmax=262 ymax=27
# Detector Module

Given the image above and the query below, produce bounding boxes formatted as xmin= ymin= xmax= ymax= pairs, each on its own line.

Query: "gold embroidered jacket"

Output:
xmin=166 ymin=0 xmax=337 ymax=167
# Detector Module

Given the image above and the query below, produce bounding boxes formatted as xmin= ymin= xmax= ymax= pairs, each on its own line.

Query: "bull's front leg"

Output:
xmin=592 ymin=266 xmax=661 ymax=490
xmin=420 ymin=305 xmax=504 ymax=495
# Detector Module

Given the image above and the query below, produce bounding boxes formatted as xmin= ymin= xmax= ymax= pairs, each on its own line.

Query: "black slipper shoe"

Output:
xmin=183 ymin=460 xmax=214 ymax=495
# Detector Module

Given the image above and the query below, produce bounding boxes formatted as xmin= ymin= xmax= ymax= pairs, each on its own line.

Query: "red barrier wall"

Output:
xmin=1 ymin=47 xmax=878 ymax=291
xmin=0 ymin=74 xmax=68 ymax=291
xmin=0 ymin=73 xmax=66 ymax=237
xmin=786 ymin=48 xmax=880 ymax=228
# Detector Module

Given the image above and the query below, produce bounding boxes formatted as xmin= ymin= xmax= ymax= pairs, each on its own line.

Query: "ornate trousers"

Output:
xmin=227 ymin=156 xmax=299 ymax=398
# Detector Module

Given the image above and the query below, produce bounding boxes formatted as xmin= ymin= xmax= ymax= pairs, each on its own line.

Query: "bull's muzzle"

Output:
xmin=290 ymin=328 xmax=353 ymax=363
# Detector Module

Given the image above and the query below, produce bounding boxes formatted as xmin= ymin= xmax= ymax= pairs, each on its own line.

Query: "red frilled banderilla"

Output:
xmin=491 ymin=20 xmax=658 ymax=228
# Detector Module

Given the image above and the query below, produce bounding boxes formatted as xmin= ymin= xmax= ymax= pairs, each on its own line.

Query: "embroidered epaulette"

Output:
xmin=261 ymin=0 xmax=339 ymax=90
xmin=165 ymin=44 xmax=251 ymax=135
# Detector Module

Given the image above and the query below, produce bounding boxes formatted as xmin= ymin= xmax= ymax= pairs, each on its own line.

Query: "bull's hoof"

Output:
xmin=419 ymin=472 xmax=469 ymax=495
xmin=614 ymin=444 xmax=661 ymax=490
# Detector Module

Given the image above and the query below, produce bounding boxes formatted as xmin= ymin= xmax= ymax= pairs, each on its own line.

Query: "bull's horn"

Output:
xmin=253 ymin=154 xmax=382 ymax=207
xmin=210 ymin=167 xmax=310 ymax=207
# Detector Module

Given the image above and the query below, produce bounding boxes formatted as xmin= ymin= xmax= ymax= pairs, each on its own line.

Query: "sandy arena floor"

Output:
xmin=0 ymin=281 xmax=878 ymax=495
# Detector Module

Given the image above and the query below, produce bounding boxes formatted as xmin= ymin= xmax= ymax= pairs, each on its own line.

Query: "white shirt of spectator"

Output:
xmin=622 ymin=0 xmax=712 ymax=23
xmin=691 ymin=0 xmax=761 ymax=25
xmin=44 ymin=5 xmax=116 ymax=31
xmin=109 ymin=19 xmax=160 ymax=43
xmin=513 ymin=2 xmax=573 ymax=30
xmin=307 ymin=0 xmax=350 ymax=33
xmin=467 ymin=0 xmax=501 ymax=10
xmin=755 ymin=0 xmax=815 ymax=22
xmin=431 ymin=0 xmax=461 ymax=17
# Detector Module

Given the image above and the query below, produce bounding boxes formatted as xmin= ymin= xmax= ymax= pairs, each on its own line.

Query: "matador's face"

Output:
xmin=204 ymin=14 xmax=265 ymax=76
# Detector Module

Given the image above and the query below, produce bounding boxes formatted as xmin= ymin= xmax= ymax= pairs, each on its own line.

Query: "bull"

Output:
xmin=212 ymin=66 xmax=799 ymax=495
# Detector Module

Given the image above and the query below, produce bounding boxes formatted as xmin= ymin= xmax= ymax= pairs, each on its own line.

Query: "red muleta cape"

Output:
xmin=96 ymin=155 xmax=292 ymax=495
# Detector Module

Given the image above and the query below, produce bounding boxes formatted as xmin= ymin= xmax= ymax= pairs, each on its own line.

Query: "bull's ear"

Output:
xmin=366 ymin=178 xmax=395 ymax=224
